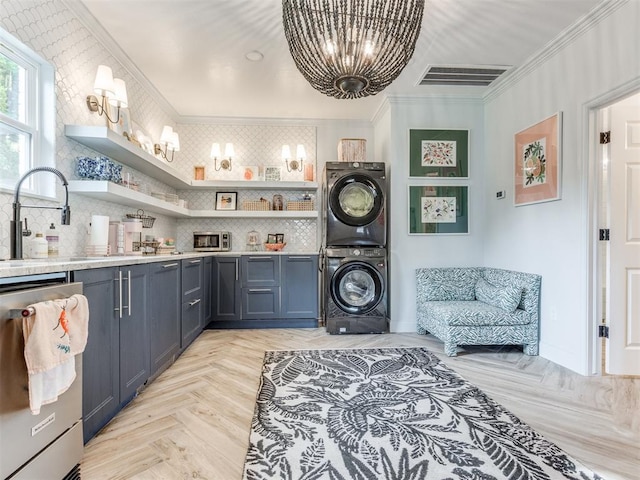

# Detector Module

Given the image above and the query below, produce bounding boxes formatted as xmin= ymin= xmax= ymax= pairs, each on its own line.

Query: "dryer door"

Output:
xmin=330 ymin=261 xmax=383 ymax=315
xmin=329 ymin=173 xmax=384 ymax=227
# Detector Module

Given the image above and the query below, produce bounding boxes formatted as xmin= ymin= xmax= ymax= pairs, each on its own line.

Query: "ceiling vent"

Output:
xmin=420 ymin=65 xmax=510 ymax=87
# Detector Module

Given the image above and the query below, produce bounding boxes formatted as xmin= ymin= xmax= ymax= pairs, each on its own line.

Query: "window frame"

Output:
xmin=0 ymin=27 xmax=55 ymax=198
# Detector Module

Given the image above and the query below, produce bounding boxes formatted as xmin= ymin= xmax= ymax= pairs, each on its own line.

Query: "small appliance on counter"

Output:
xmin=123 ymin=218 xmax=143 ymax=255
xmin=193 ymin=231 xmax=231 ymax=252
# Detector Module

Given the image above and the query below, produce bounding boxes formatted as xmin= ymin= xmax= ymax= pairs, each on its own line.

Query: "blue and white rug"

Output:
xmin=243 ymin=347 xmax=602 ymax=480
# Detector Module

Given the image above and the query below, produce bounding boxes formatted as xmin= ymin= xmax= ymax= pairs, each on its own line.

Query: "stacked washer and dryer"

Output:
xmin=322 ymin=162 xmax=388 ymax=334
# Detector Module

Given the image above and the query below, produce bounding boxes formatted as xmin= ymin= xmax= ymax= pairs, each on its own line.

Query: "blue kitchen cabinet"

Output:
xmin=74 ymin=263 xmax=150 ymax=443
xmin=241 ymin=255 xmax=281 ymax=320
xmin=181 ymin=258 xmax=204 ymax=350
xmin=212 ymin=256 xmax=241 ymax=322
xmin=281 ymin=254 xmax=318 ymax=320
xmin=149 ymin=260 xmax=181 ymax=378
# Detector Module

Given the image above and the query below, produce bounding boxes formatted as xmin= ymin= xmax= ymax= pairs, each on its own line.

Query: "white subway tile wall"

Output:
xmin=0 ymin=0 xmax=319 ymax=258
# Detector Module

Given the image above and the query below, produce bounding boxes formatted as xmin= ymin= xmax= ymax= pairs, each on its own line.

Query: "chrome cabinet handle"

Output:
xmin=235 ymin=258 xmax=238 ymax=281
xmin=188 ymin=298 xmax=201 ymax=306
xmin=249 ymin=288 xmax=271 ymax=292
xmin=127 ymin=269 xmax=132 ymax=316
xmin=289 ymin=256 xmax=311 ymax=259
xmin=162 ymin=262 xmax=179 ymax=268
xmin=190 ymin=259 xmax=201 ymax=264
xmin=116 ymin=270 xmax=123 ymax=318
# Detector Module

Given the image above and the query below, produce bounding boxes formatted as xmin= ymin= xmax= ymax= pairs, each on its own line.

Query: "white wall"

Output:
xmin=379 ymin=96 xmax=486 ymax=333
xmin=483 ymin=1 xmax=640 ymax=374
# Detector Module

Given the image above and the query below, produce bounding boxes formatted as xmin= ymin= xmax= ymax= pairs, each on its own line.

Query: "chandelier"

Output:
xmin=282 ymin=0 xmax=424 ymax=99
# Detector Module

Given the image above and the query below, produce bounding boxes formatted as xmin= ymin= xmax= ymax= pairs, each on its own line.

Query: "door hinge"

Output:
xmin=600 ymin=131 xmax=611 ymax=144
xmin=598 ymin=324 xmax=610 ymax=338
xmin=599 ymin=228 xmax=610 ymax=241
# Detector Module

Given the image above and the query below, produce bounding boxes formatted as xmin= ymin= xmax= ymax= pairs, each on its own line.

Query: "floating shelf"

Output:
xmin=68 ymin=181 xmax=318 ymax=219
xmin=65 ymin=125 xmax=319 ymax=192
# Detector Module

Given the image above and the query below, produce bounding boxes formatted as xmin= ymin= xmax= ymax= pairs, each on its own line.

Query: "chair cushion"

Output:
xmin=422 ymin=280 xmax=476 ymax=301
xmin=475 ymin=277 xmax=522 ymax=313
xmin=423 ymin=300 xmax=531 ymax=326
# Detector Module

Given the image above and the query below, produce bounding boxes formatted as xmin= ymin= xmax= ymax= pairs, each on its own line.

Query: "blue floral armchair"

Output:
xmin=416 ymin=267 xmax=542 ymax=356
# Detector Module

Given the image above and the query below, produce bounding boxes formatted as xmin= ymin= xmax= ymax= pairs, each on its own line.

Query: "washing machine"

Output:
xmin=324 ymin=162 xmax=386 ymax=247
xmin=324 ymin=246 xmax=388 ymax=334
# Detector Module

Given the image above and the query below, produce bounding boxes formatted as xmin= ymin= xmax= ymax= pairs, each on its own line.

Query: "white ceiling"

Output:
xmin=77 ymin=0 xmax=602 ymax=121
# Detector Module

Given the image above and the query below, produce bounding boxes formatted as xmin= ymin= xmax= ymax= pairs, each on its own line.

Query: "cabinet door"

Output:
xmin=119 ymin=264 xmax=150 ymax=403
xmin=213 ymin=256 xmax=241 ymax=321
xmin=149 ymin=261 xmax=181 ymax=378
xmin=181 ymin=258 xmax=203 ymax=349
xmin=241 ymin=287 xmax=280 ymax=319
xmin=203 ymin=256 xmax=213 ymax=325
xmin=282 ymin=255 xmax=319 ymax=319
xmin=74 ymin=267 xmax=119 ymax=444
xmin=242 ymin=255 xmax=280 ymax=287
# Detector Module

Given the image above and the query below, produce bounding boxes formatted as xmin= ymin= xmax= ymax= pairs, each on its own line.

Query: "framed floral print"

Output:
xmin=409 ymin=129 xmax=469 ymax=178
xmin=408 ymin=185 xmax=469 ymax=234
xmin=514 ymin=112 xmax=562 ymax=206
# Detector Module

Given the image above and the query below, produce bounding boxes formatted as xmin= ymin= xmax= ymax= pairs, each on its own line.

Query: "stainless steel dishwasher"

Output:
xmin=0 ymin=272 xmax=84 ymax=480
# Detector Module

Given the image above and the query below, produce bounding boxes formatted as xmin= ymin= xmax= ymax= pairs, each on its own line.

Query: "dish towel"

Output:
xmin=22 ymin=294 xmax=89 ymax=414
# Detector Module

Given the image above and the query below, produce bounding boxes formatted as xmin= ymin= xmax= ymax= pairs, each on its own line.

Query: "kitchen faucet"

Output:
xmin=10 ymin=167 xmax=71 ymax=260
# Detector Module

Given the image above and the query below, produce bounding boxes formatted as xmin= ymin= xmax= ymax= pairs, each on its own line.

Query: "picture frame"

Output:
xmin=276 ymin=233 xmax=284 ymax=244
xmin=264 ymin=166 xmax=282 ymax=182
xmin=408 ymin=185 xmax=469 ymax=234
xmin=215 ymin=192 xmax=237 ymax=210
xmin=267 ymin=233 xmax=277 ymax=244
xmin=194 ymin=166 xmax=205 ymax=181
xmin=514 ymin=112 xmax=562 ymax=206
xmin=243 ymin=166 xmax=259 ymax=181
xmin=409 ymin=129 xmax=469 ymax=178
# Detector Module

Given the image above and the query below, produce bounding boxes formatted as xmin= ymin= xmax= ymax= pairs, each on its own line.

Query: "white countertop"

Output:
xmin=0 ymin=250 xmax=318 ymax=279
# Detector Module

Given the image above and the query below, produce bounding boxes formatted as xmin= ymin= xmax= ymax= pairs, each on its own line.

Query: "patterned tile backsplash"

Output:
xmin=0 ymin=0 xmax=319 ymax=259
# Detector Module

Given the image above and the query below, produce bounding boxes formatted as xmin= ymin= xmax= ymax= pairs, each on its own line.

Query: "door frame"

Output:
xmin=584 ymin=77 xmax=640 ymax=375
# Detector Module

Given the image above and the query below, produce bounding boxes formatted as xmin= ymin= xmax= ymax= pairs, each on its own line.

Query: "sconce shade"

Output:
xmin=224 ymin=143 xmax=235 ymax=158
xmin=108 ymin=78 xmax=128 ymax=108
xmin=93 ymin=65 xmax=115 ymax=96
xmin=296 ymin=144 xmax=306 ymax=160
xmin=160 ymin=126 xmax=174 ymax=144
xmin=282 ymin=0 xmax=424 ymax=99
xmin=281 ymin=145 xmax=292 ymax=160
xmin=210 ymin=142 xmax=221 ymax=158
xmin=170 ymin=132 xmax=180 ymax=151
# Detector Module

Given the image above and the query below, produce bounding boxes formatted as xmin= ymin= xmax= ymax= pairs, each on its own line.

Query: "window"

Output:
xmin=0 ymin=28 xmax=55 ymax=197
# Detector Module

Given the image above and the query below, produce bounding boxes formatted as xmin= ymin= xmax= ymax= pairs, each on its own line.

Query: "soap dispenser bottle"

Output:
xmin=46 ymin=223 xmax=59 ymax=257
xmin=31 ymin=233 xmax=48 ymax=259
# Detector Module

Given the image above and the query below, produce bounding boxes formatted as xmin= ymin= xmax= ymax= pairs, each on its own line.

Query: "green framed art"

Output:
xmin=408 ymin=185 xmax=469 ymax=234
xmin=409 ymin=129 xmax=469 ymax=178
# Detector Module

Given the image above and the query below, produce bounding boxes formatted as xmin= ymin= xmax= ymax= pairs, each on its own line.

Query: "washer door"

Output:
xmin=330 ymin=261 xmax=383 ymax=315
xmin=329 ymin=173 xmax=383 ymax=227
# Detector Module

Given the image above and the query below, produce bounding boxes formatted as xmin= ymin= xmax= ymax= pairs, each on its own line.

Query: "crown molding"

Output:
xmin=484 ymin=0 xmax=629 ymax=102
xmin=62 ymin=0 xmax=180 ymax=120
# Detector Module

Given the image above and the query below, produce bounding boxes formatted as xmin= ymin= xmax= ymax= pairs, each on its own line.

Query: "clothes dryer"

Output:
xmin=324 ymin=247 xmax=388 ymax=334
xmin=323 ymin=162 xmax=386 ymax=247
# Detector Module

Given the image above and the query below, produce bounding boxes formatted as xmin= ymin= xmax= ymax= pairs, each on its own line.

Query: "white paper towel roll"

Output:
xmin=90 ymin=215 xmax=110 ymax=246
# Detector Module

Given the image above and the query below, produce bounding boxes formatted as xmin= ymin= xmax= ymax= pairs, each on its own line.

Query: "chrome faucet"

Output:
xmin=10 ymin=167 xmax=71 ymax=260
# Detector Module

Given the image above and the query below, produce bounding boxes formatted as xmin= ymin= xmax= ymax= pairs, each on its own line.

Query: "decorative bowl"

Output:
xmin=264 ymin=242 xmax=286 ymax=251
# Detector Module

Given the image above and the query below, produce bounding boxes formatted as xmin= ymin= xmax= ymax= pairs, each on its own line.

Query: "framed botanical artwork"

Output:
xmin=194 ymin=166 xmax=205 ymax=180
xmin=243 ymin=166 xmax=259 ymax=181
xmin=409 ymin=129 xmax=469 ymax=178
xmin=408 ymin=185 xmax=469 ymax=234
xmin=215 ymin=192 xmax=237 ymax=210
xmin=514 ymin=112 xmax=562 ymax=206
xmin=264 ymin=166 xmax=282 ymax=182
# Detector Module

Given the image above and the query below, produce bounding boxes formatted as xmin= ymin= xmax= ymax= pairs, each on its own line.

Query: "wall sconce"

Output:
xmin=154 ymin=125 xmax=180 ymax=162
xmin=212 ymin=142 xmax=234 ymax=171
xmin=283 ymin=144 xmax=305 ymax=172
xmin=86 ymin=65 xmax=128 ymax=124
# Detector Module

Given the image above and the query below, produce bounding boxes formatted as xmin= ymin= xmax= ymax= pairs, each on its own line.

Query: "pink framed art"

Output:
xmin=514 ymin=112 xmax=562 ymax=206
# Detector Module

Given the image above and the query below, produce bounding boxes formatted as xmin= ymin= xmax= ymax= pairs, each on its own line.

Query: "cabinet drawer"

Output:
xmin=182 ymin=258 xmax=203 ymax=297
xmin=242 ymin=255 xmax=280 ymax=287
xmin=241 ymin=287 xmax=280 ymax=319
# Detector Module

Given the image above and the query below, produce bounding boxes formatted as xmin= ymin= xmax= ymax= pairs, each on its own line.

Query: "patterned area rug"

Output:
xmin=243 ymin=347 xmax=603 ymax=480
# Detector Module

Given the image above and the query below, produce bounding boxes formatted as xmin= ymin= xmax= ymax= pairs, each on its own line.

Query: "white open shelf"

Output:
xmin=68 ymin=181 xmax=318 ymax=219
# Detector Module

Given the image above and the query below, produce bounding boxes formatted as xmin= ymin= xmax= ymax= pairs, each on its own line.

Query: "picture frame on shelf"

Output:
xmin=408 ymin=185 xmax=469 ymax=234
xmin=409 ymin=129 xmax=469 ymax=178
xmin=276 ymin=233 xmax=284 ymax=244
xmin=215 ymin=192 xmax=237 ymax=210
xmin=267 ymin=233 xmax=277 ymax=244
xmin=264 ymin=166 xmax=282 ymax=182
xmin=514 ymin=112 xmax=562 ymax=206
xmin=194 ymin=166 xmax=205 ymax=180
xmin=243 ymin=166 xmax=259 ymax=181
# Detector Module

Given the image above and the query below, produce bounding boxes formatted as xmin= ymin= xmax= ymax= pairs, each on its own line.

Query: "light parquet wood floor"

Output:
xmin=81 ymin=329 xmax=640 ymax=479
